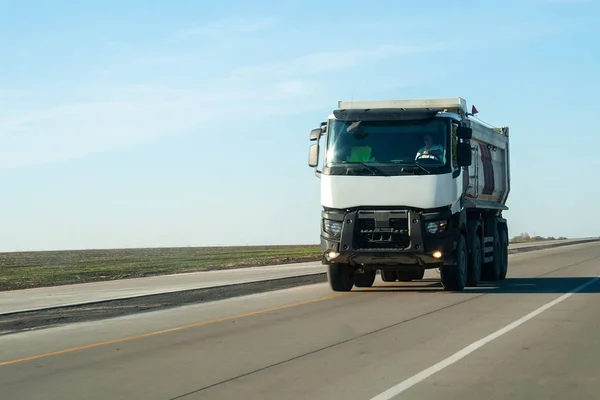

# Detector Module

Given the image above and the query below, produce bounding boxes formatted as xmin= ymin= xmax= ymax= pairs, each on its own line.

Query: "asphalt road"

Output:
xmin=3 ymin=238 xmax=590 ymax=315
xmin=1 ymin=242 xmax=600 ymax=399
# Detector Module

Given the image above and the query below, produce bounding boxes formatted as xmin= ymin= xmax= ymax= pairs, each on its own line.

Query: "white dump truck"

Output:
xmin=308 ymin=97 xmax=510 ymax=291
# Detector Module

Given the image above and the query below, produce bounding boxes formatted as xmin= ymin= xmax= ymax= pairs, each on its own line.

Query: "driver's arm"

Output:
xmin=415 ymin=147 xmax=424 ymax=160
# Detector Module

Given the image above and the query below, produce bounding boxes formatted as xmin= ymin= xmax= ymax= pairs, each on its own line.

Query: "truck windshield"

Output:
xmin=325 ymin=118 xmax=449 ymax=171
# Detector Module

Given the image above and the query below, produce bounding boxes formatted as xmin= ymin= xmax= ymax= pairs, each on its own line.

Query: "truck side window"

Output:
xmin=451 ymin=123 xmax=459 ymax=168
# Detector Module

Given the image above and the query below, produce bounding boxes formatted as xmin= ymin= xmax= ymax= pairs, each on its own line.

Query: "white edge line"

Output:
xmin=369 ymin=274 xmax=600 ymax=400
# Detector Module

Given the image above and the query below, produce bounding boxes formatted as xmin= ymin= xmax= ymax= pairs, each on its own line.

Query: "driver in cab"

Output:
xmin=415 ymin=134 xmax=445 ymax=163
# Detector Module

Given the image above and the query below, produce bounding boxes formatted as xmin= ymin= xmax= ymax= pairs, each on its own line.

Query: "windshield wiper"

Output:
xmin=389 ymin=160 xmax=431 ymax=174
xmin=411 ymin=162 xmax=432 ymax=175
xmin=341 ymin=162 xmax=388 ymax=176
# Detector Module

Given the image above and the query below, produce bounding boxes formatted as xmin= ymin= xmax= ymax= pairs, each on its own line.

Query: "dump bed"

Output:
xmin=465 ymin=119 xmax=510 ymax=210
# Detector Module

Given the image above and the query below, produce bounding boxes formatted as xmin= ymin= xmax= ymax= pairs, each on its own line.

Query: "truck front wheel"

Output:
xmin=327 ymin=263 xmax=355 ymax=292
xmin=441 ymin=234 xmax=468 ymax=291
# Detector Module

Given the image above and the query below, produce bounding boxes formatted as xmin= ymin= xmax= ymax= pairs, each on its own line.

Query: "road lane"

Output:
xmin=398 ymin=277 xmax=600 ymax=400
xmin=1 ymin=242 xmax=600 ymax=400
xmin=371 ymin=274 xmax=600 ymax=399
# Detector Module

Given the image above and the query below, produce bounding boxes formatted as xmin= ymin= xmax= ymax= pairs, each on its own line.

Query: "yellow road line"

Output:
xmin=0 ymin=292 xmax=352 ymax=367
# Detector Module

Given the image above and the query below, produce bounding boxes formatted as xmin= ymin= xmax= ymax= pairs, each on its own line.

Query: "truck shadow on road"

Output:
xmin=357 ymin=277 xmax=600 ymax=294
xmin=464 ymin=277 xmax=600 ymax=294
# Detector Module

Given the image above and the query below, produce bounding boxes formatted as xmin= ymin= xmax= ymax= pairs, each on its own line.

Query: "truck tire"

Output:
xmin=482 ymin=227 xmax=502 ymax=282
xmin=498 ymin=229 xmax=509 ymax=280
xmin=440 ymin=234 xmax=468 ymax=291
xmin=354 ymin=270 xmax=376 ymax=287
xmin=381 ymin=270 xmax=398 ymax=282
xmin=327 ymin=263 xmax=354 ymax=292
xmin=466 ymin=234 xmax=482 ymax=287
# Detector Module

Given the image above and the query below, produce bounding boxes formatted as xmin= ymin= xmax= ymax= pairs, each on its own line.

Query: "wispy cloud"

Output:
xmin=180 ymin=17 xmax=277 ymax=36
xmin=229 ymin=44 xmax=437 ymax=80
xmin=0 ymin=38 xmax=437 ymax=170
xmin=0 ymin=88 xmax=34 ymax=97
xmin=0 ymin=78 xmax=322 ymax=169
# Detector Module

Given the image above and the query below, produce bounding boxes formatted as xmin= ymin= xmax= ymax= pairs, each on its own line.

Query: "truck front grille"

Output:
xmin=354 ymin=217 xmax=410 ymax=250
xmin=390 ymin=218 xmax=409 ymax=231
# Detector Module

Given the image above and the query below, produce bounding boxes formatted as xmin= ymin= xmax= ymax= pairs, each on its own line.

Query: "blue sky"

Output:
xmin=0 ymin=0 xmax=598 ymax=251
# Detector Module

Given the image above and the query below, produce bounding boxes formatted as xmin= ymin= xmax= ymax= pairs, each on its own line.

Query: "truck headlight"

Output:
xmin=323 ymin=219 xmax=342 ymax=237
xmin=425 ymin=220 xmax=447 ymax=234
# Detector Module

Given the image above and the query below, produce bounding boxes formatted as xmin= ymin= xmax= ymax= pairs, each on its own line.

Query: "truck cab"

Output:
xmin=308 ymin=98 xmax=510 ymax=292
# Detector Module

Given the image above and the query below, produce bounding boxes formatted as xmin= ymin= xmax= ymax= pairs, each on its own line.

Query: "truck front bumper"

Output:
xmin=320 ymin=208 xmax=456 ymax=268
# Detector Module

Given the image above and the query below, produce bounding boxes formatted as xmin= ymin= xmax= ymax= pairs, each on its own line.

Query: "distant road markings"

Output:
xmin=369 ymin=274 xmax=600 ymax=400
xmin=0 ymin=292 xmax=352 ymax=367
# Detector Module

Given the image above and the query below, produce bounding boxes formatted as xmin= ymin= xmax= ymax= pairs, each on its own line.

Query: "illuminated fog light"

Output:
xmin=433 ymin=251 xmax=442 ymax=259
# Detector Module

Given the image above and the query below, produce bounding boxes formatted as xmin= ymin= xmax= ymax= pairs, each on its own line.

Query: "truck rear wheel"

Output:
xmin=354 ymin=270 xmax=376 ymax=287
xmin=482 ymin=227 xmax=502 ymax=282
xmin=466 ymin=234 xmax=482 ymax=287
xmin=327 ymin=263 xmax=354 ymax=292
xmin=381 ymin=270 xmax=398 ymax=282
xmin=499 ymin=229 xmax=509 ymax=280
xmin=441 ymin=234 xmax=468 ymax=291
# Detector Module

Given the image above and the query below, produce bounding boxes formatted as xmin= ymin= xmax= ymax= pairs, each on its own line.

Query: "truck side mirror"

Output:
xmin=310 ymin=128 xmax=321 ymax=141
xmin=457 ymin=126 xmax=472 ymax=140
xmin=457 ymin=142 xmax=472 ymax=167
xmin=309 ymin=143 xmax=320 ymax=167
